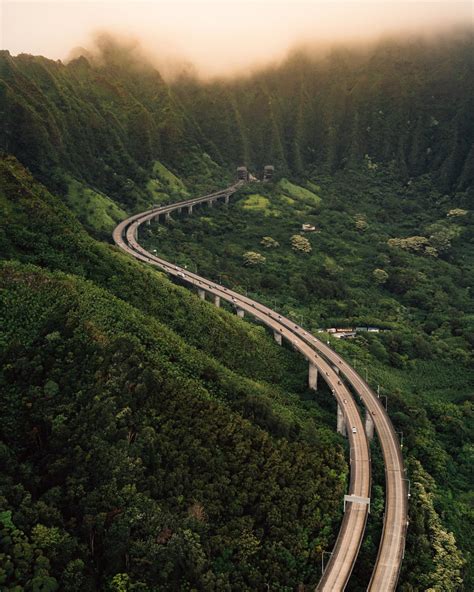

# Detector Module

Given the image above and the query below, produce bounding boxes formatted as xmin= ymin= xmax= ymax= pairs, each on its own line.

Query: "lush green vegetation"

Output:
xmin=172 ymin=31 xmax=474 ymax=197
xmin=1 ymin=157 xmax=349 ymax=591
xmin=65 ymin=176 xmax=126 ymax=233
xmin=146 ymin=168 xmax=473 ymax=590
xmin=0 ymin=42 xmax=230 ymax=226
xmin=1 ymin=31 xmax=473 ymax=222
xmin=0 ymin=259 xmax=346 ymax=591
xmin=1 ymin=29 xmax=473 ymax=590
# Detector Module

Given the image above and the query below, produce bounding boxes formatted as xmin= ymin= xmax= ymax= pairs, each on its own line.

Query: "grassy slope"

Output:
xmin=65 ymin=176 xmax=127 ymax=232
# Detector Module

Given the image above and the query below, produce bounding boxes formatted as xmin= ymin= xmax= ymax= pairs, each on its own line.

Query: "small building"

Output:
xmin=263 ymin=165 xmax=274 ymax=182
xmin=236 ymin=166 xmax=249 ymax=181
xmin=302 ymin=223 xmax=316 ymax=232
xmin=326 ymin=327 xmax=357 ymax=339
xmin=339 ymin=332 xmax=357 ymax=340
xmin=355 ymin=326 xmax=382 ymax=333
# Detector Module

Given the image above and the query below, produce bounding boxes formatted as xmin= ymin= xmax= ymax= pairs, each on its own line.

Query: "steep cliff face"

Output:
xmin=0 ymin=44 xmax=229 ymax=217
xmin=1 ymin=31 xmax=473 ymax=215
xmin=172 ymin=32 xmax=474 ymax=192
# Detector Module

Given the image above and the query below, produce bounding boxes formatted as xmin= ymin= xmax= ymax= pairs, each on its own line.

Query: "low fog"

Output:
xmin=2 ymin=1 xmax=473 ymax=78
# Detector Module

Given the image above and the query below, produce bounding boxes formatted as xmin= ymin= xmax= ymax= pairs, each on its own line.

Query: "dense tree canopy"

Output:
xmin=0 ymin=158 xmax=346 ymax=590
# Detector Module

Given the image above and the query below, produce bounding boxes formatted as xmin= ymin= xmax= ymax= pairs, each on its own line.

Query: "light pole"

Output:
xmin=396 ymin=430 xmax=404 ymax=448
xmin=321 ymin=550 xmax=333 ymax=574
xmin=184 ymin=262 xmax=197 ymax=273
xmin=403 ymin=478 xmax=411 ymax=498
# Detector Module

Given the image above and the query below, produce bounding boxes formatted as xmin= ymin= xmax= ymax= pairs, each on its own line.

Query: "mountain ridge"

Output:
xmin=1 ymin=30 xmax=473 ymax=219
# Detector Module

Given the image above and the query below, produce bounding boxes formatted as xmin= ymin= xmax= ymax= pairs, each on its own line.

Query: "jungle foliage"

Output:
xmin=0 ymin=157 xmax=348 ymax=591
xmin=1 ymin=30 xmax=473 ymax=224
xmin=0 ymin=29 xmax=473 ymax=591
xmin=148 ymin=169 xmax=473 ymax=590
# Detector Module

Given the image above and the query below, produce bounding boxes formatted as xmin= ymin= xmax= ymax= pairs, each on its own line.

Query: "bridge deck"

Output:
xmin=113 ymin=183 xmax=407 ymax=591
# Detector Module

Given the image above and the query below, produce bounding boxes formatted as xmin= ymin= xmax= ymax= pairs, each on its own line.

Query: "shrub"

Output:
xmin=243 ymin=251 xmax=266 ymax=266
xmin=260 ymin=236 xmax=280 ymax=248
xmin=291 ymin=235 xmax=312 ymax=253
xmin=373 ymin=268 xmax=389 ymax=284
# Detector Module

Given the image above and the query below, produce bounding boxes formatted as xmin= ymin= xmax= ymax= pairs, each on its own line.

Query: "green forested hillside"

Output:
xmin=0 ymin=261 xmax=345 ymax=591
xmin=173 ymin=31 xmax=474 ymax=194
xmin=148 ymin=170 xmax=473 ymax=590
xmin=1 ymin=30 xmax=473 ymax=221
xmin=1 ymin=28 xmax=473 ymax=591
xmin=0 ymin=41 xmax=229 ymax=226
xmin=0 ymin=157 xmax=348 ymax=591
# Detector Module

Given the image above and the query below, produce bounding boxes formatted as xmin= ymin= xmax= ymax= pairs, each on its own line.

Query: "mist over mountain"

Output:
xmin=3 ymin=0 xmax=472 ymax=78
xmin=1 ymin=29 xmax=473 ymax=217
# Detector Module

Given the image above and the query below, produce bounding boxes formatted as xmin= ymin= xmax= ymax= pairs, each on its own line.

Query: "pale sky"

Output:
xmin=1 ymin=1 xmax=472 ymax=77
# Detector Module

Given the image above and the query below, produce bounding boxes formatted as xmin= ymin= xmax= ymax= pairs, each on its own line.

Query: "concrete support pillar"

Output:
xmin=308 ymin=363 xmax=319 ymax=391
xmin=146 ymin=218 xmax=151 ymax=226
xmin=177 ymin=207 xmax=182 ymax=214
xmin=198 ymin=289 xmax=206 ymax=300
xmin=236 ymin=308 xmax=245 ymax=318
xmin=154 ymin=214 xmax=160 ymax=222
xmin=225 ymin=195 xmax=230 ymax=205
xmin=337 ymin=404 xmax=347 ymax=437
xmin=208 ymin=200 xmax=213 ymax=208
xmin=188 ymin=205 xmax=193 ymax=215
xmin=365 ymin=409 xmax=375 ymax=441
xmin=165 ymin=212 xmax=171 ymax=222
xmin=214 ymin=295 xmax=220 ymax=307
xmin=273 ymin=330 xmax=282 ymax=345
xmin=333 ymin=365 xmax=340 ymax=375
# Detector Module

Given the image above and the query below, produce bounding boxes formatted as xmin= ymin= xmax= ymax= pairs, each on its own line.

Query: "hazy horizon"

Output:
xmin=1 ymin=1 xmax=473 ymax=78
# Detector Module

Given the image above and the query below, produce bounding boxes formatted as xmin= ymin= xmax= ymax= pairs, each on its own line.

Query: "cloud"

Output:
xmin=2 ymin=1 xmax=472 ymax=77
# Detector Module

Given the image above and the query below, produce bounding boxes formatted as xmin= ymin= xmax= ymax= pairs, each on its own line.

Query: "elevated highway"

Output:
xmin=113 ymin=182 xmax=407 ymax=591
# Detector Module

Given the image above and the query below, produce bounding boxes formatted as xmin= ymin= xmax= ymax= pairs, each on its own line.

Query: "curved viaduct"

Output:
xmin=113 ymin=182 xmax=408 ymax=591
